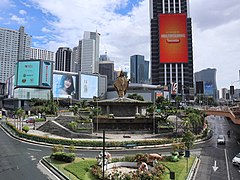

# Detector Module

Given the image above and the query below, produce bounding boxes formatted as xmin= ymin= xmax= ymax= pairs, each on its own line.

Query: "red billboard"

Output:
xmin=159 ymin=13 xmax=188 ymax=63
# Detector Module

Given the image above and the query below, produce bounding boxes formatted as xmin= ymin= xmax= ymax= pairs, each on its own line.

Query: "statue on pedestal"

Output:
xmin=114 ymin=70 xmax=129 ymax=99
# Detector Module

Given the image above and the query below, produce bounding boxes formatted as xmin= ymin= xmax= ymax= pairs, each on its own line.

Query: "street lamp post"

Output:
xmin=96 ymin=99 xmax=99 ymax=134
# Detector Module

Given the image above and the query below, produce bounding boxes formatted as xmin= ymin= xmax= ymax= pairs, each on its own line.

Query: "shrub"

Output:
xmin=50 ymin=152 xmax=75 ymax=163
xmin=52 ymin=144 xmax=64 ymax=153
xmin=68 ymin=145 xmax=76 ymax=153
xmin=22 ymin=126 xmax=30 ymax=133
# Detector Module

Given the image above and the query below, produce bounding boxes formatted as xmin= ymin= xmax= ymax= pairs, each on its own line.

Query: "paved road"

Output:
xmin=0 ymin=126 xmax=56 ymax=180
xmin=195 ymin=115 xmax=240 ymax=180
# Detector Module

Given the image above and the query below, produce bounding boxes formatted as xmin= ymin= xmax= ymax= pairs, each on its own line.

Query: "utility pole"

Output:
xmin=102 ymin=130 xmax=105 ymax=179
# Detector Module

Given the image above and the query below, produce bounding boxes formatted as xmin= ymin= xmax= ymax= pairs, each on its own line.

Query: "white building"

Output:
xmin=73 ymin=31 xmax=100 ymax=74
xmin=30 ymin=48 xmax=54 ymax=61
xmin=0 ymin=26 xmax=31 ymax=83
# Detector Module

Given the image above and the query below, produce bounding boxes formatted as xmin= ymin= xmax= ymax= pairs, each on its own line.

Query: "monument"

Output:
xmin=91 ymin=71 xmax=154 ymax=133
xmin=113 ymin=70 xmax=129 ymax=99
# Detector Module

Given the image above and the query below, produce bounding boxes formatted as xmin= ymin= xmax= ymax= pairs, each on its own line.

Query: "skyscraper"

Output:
xmin=55 ymin=47 xmax=72 ymax=72
xmin=73 ymin=31 xmax=100 ymax=74
xmin=99 ymin=53 xmax=114 ymax=86
xmin=195 ymin=68 xmax=218 ymax=100
xmin=150 ymin=0 xmax=193 ymax=96
xmin=130 ymin=55 xmax=149 ymax=84
xmin=0 ymin=26 xmax=31 ymax=83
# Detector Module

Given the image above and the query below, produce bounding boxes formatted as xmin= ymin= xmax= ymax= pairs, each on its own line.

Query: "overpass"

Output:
xmin=203 ymin=107 xmax=240 ymax=125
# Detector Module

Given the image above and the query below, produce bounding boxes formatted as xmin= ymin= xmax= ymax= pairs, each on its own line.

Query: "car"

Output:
xmin=217 ymin=135 xmax=225 ymax=145
xmin=23 ymin=117 xmax=36 ymax=123
xmin=232 ymin=153 xmax=240 ymax=166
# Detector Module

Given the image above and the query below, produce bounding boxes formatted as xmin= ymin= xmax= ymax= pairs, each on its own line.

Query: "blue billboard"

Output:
xmin=17 ymin=61 xmax=40 ymax=86
xmin=204 ymin=82 xmax=214 ymax=96
xmin=41 ymin=61 xmax=52 ymax=87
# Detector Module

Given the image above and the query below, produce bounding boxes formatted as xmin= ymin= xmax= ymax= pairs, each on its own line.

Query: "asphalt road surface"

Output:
xmin=195 ymin=115 xmax=240 ymax=180
xmin=0 ymin=126 xmax=56 ymax=180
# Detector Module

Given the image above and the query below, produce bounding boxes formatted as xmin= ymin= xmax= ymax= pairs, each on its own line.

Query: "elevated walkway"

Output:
xmin=203 ymin=107 xmax=240 ymax=125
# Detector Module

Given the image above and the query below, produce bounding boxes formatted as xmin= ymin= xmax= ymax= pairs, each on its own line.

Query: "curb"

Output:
xmin=41 ymin=157 xmax=70 ymax=180
xmin=186 ymin=156 xmax=201 ymax=180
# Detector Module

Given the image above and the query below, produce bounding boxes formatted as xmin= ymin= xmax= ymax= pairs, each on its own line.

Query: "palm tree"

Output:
xmin=15 ymin=108 xmax=25 ymax=131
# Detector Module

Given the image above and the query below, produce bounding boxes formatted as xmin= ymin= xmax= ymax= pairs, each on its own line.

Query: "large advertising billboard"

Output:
xmin=41 ymin=61 xmax=52 ymax=87
xmin=53 ymin=74 xmax=77 ymax=99
xmin=17 ymin=61 xmax=40 ymax=86
xmin=204 ymin=82 xmax=214 ymax=96
xmin=80 ymin=74 xmax=98 ymax=99
xmin=159 ymin=13 xmax=188 ymax=63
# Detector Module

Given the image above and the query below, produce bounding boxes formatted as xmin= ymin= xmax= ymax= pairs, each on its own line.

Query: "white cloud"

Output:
xmin=30 ymin=0 xmax=149 ymax=68
xmin=10 ymin=15 xmax=26 ymax=24
xmin=0 ymin=0 xmax=14 ymax=10
xmin=19 ymin=10 xmax=27 ymax=15
xmin=28 ymin=0 xmax=240 ymax=90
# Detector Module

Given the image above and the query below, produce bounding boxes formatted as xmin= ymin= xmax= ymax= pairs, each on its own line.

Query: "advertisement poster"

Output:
xmin=80 ymin=74 xmax=98 ymax=99
xmin=53 ymin=74 xmax=76 ymax=99
xmin=17 ymin=61 xmax=40 ymax=86
xmin=159 ymin=13 xmax=188 ymax=63
xmin=41 ymin=61 xmax=52 ymax=87
xmin=204 ymin=82 xmax=214 ymax=96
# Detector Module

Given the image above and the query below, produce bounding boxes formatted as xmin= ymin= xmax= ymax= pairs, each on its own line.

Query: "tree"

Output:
xmin=182 ymin=130 xmax=195 ymax=150
xmin=15 ymin=108 xmax=25 ymax=131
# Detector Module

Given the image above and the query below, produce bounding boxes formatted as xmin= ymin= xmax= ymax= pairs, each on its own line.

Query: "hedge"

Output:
xmin=5 ymin=122 xmax=174 ymax=147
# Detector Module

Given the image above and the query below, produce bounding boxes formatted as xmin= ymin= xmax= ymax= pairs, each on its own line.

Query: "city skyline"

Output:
xmin=0 ymin=0 xmax=240 ymax=89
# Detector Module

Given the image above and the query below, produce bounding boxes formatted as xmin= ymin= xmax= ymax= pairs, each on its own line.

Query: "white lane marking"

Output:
xmin=27 ymin=148 xmax=42 ymax=152
xmin=212 ymin=160 xmax=218 ymax=172
xmin=30 ymin=155 xmax=37 ymax=161
xmin=224 ymin=149 xmax=231 ymax=180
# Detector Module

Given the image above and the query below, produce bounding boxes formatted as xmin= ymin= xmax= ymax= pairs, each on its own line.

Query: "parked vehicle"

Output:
xmin=217 ymin=135 xmax=225 ymax=145
xmin=232 ymin=153 xmax=240 ymax=166
xmin=23 ymin=117 xmax=36 ymax=123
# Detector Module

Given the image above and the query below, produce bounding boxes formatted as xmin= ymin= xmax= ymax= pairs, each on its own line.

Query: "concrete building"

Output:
xmin=195 ymin=68 xmax=218 ymax=100
xmin=0 ymin=26 xmax=31 ymax=83
xmin=99 ymin=60 xmax=114 ymax=86
xmin=73 ymin=31 xmax=100 ymax=74
xmin=150 ymin=0 xmax=194 ymax=97
xmin=222 ymin=88 xmax=228 ymax=99
xmin=30 ymin=48 xmax=54 ymax=61
xmin=55 ymin=47 xmax=72 ymax=72
xmin=130 ymin=55 xmax=149 ymax=84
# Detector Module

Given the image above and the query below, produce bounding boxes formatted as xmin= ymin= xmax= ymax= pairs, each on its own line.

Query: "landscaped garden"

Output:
xmin=46 ymin=150 xmax=196 ymax=180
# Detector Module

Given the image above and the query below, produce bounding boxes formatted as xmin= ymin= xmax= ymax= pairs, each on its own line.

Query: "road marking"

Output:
xmin=212 ymin=160 xmax=218 ymax=172
xmin=27 ymin=148 xmax=42 ymax=152
xmin=224 ymin=149 xmax=231 ymax=180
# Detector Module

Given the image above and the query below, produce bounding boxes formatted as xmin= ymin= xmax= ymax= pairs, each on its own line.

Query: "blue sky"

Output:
xmin=1 ymin=0 xmax=240 ymax=90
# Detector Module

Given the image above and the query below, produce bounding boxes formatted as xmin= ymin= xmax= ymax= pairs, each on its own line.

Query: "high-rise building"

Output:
xmin=130 ymin=55 xmax=149 ymax=84
xmin=150 ymin=0 xmax=193 ymax=96
xmin=73 ymin=31 xmax=100 ymax=74
xmin=222 ymin=88 xmax=228 ymax=99
xmin=55 ymin=47 xmax=72 ymax=72
xmin=195 ymin=68 xmax=218 ymax=100
xmin=31 ymin=48 xmax=54 ymax=61
xmin=99 ymin=60 xmax=114 ymax=86
xmin=72 ymin=46 xmax=80 ymax=72
xmin=0 ymin=26 xmax=31 ymax=83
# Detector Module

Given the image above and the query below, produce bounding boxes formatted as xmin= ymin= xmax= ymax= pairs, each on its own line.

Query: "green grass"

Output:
xmin=64 ymin=158 xmax=97 ymax=180
xmin=47 ymin=156 xmax=195 ymax=180
xmin=162 ymin=156 xmax=195 ymax=180
xmin=46 ymin=157 xmax=97 ymax=180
